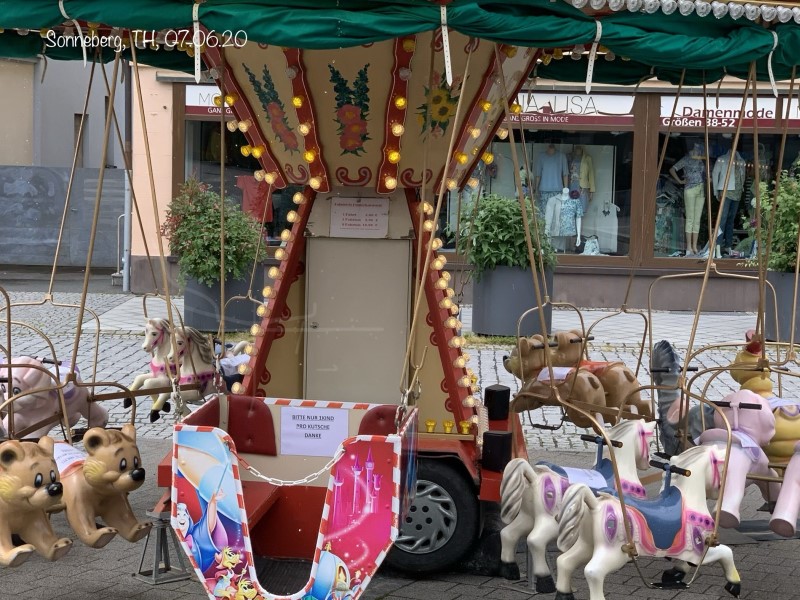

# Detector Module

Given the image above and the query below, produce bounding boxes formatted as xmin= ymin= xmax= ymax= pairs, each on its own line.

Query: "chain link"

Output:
xmin=235 ymin=445 xmax=346 ymax=487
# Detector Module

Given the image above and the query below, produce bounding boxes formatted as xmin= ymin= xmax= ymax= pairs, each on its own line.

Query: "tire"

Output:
xmin=385 ymin=458 xmax=480 ymax=573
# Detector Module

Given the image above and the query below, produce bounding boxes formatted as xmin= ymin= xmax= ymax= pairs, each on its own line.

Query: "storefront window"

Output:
xmin=185 ymin=120 xmax=301 ymax=243
xmin=479 ymin=132 xmax=633 ymax=256
xmin=654 ymin=132 xmax=800 ymax=258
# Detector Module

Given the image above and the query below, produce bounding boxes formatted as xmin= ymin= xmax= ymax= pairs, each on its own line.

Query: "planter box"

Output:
xmin=184 ymin=270 xmax=265 ymax=332
xmin=472 ymin=266 xmax=554 ymax=337
xmin=765 ymin=271 xmax=800 ymax=343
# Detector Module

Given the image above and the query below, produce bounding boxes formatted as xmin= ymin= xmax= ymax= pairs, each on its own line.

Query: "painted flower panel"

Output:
xmin=329 ymin=64 xmax=370 ymax=156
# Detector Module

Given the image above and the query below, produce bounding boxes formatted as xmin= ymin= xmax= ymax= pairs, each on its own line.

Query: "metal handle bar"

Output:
xmin=569 ymin=335 xmax=595 ymax=343
xmin=580 ymin=433 xmax=623 ymax=448
xmin=650 ymin=459 xmax=691 ymax=477
xmin=650 ymin=366 xmax=698 ymax=373
xmin=712 ymin=401 xmax=762 ymax=410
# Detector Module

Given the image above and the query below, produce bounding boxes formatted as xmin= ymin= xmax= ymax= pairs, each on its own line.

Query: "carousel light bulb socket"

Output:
xmin=298 ymin=123 xmax=311 ymax=136
xmin=445 ymin=317 xmax=460 ymax=329
xmin=237 ymin=363 xmax=252 ymax=375
xmin=462 ymin=396 xmax=476 ymax=408
xmin=446 ymin=179 xmax=458 ymax=191
xmin=450 ymin=337 xmax=465 ymax=349
xmin=421 ymin=202 xmax=434 ymax=215
xmin=292 ymin=192 xmax=306 ymax=205
xmin=431 ymin=238 xmax=444 ymax=250
xmin=240 ymin=145 xmax=252 ymax=157
xmin=280 ymin=229 xmax=294 ymax=242
xmin=432 ymin=258 xmax=445 ymax=270
xmin=226 ymin=120 xmax=239 ymax=133
xmin=303 ymin=149 xmax=316 ymax=163
xmin=449 ymin=305 xmax=460 ymax=315
xmin=254 ymin=170 xmax=266 ymax=182
xmin=394 ymin=96 xmax=407 ymax=109
xmin=309 ymin=176 xmax=322 ymax=190
xmin=454 ymin=151 xmax=468 ymax=164
xmin=423 ymin=220 xmax=435 ymax=233
xmin=262 ymin=286 xmax=276 ymax=298
xmin=251 ymin=145 xmax=265 ymax=159
xmin=453 ymin=356 xmax=466 ymax=368
xmin=250 ymin=324 xmax=263 ymax=336
xmin=274 ymin=248 xmax=287 ymax=261
xmin=391 ymin=123 xmax=405 ymax=136
xmin=443 ymin=420 xmax=455 ymax=434
xmin=256 ymin=304 xmax=270 ymax=317
xmin=435 ymin=278 xmax=448 ymax=290
xmin=387 ymin=150 xmax=401 ymax=164
xmin=459 ymin=420 xmax=471 ymax=435
xmin=440 ymin=297 xmax=453 ymax=309
xmin=264 ymin=172 xmax=277 ymax=185
xmin=231 ymin=382 xmax=244 ymax=394
xmin=510 ymin=103 xmax=522 ymax=115
xmin=384 ymin=176 xmax=398 ymax=190
xmin=496 ymin=128 xmax=509 ymax=140
xmin=238 ymin=119 xmax=252 ymax=132
xmin=286 ymin=210 xmax=299 ymax=223
xmin=244 ymin=344 xmax=254 ymax=355
xmin=224 ymin=93 xmax=238 ymax=106
xmin=291 ymin=95 xmax=304 ymax=108
xmin=481 ymin=152 xmax=495 ymax=165
xmin=469 ymin=127 xmax=481 ymax=139
xmin=479 ymin=100 xmax=492 ymax=112
xmin=467 ymin=177 xmax=480 ymax=189
xmin=268 ymin=266 xmax=282 ymax=279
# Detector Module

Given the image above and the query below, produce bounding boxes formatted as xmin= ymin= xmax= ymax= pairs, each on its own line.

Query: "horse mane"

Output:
xmin=147 ymin=317 xmax=171 ymax=336
xmin=608 ymin=418 xmax=640 ymax=438
xmin=179 ymin=327 xmax=215 ymax=366
xmin=669 ymin=444 xmax=713 ymax=469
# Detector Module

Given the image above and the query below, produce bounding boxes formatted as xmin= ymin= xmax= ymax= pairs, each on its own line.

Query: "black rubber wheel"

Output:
xmin=385 ymin=458 xmax=480 ymax=574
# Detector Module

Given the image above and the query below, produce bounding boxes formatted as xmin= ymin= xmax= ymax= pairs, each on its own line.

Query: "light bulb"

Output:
xmin=274 ymin=248 xmax=287 ymax=260
xmin=453 ymin=355 xmax=466 ymax=368
xmin=264 ymin=172 xmax=277 ymax=184
xmin=458 ymin=375 xmax=471 ymax=386
xmin=293 ymin=192 xmax=305 ymax=204
xmin=462 ymin=352 xmax=471 ymax=363
xmin=226 ymin=120 xmax=239 ymax=132
xmin=432 ymin=257 xmax=445 ymax=270
xmin=391 ymin=123 xmax=405 ymax=136
xmin=442 ymin=271 xmax=451 ymax=281
xmin=238 ymin=119 xmax=252 ymax=132
xmin=387 ymin=150 xmax=401 ymax=164
xmin=309 ymin=176 xmax=322 ymax=190
xmin=256 ymin=304 xmax=269 ymax=317
xmin=479 ymin=100 xmax=492 ymax=112
xmin=469 ymin=127 xmax=481 ymax=139
xmin=421 ymin=202 xmax=434 ymax=215
xmin=402 ymin=38 xmax=416 ymax=52
xmin=553 ymin=48 xmax=564 ymax=60
xmin=435 ymin=278 xmax=448 ymax=290
xmin=303 ymin=149 xmax=316 ymax=163
xmin=251 ymin=145 xmax=265 ymax=159
xmin=268 ymin=266 xmax=282 ymax=279
xmin=394 ymin=96 xmax=407 ymax=109
xmin=286 ymin=210 xmax=299 ymax=223
xmin=237 ymin=363 xmax=252 ymax=375
xmin=244 ymin=344 xmax=254 ymax=355
xmin=445 ymin=317 xmax=459 ymax=328
xmin=467 ymin=177 xmax=480 ymax=189
xmin=231 ymin=382 xmax=244 ymax=394
xmin=470 ymin=414 xmax=480 ymax=424
xmin=254 ymin=170 xmax=266 ymax=182
xmin=250 ymin=324 xmax=263 ymax=336
xmin=298 ymin=123 xmax=311 ymax=136
xmin=224 ymin=93 xmax=238 ymax=106
xmin=454 ymin=151 xmax=468 ymax=164
xmin=462 ymin=396 xmax=476 ymax=408
xmin=510 ymin=103 xmax=522 ymax=114
xmin=384 ymin=176 xmax=398 ymax=190
xmin=446 ymin=179 xmax=458 ymax=190
xmin=445 ymin=288 xmax=455 ymax=297
xmin=440 ymin=297 xmax=453 ymax=309
xmin=240 ymin=145 xmax=252 ymax=157
xmin=262 ymin=286 xmax=275 ymax=298
xmin=422 ymin=220 xmax=435 ymax=232
xmin=502 ymin=45 xmax=518 ymax=58
xmin=496 ymin=127 xmax=509 ymax=140
xmin=280 ymin=229 xmax=294 ymax=242
xmin=431 ymin=238 xmax=443 ymax=250
xmin=213 ymin=95 xmax=223 ymax=107
xmin=482 ymin=152 xmax=494 ymax=165
xmin=450 ymin=305 xmax=460 ymax=315
xmin=292 ymin=95 xmax=304 ymax=108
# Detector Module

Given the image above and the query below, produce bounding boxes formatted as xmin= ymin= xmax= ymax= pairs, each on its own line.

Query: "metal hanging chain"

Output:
xmin=235 ymin=444 xmax=345 ymax=487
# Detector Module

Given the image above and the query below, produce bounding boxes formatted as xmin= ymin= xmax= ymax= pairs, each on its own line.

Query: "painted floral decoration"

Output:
xmin=328 ymin=64 xmax=370 ymax=155
xmin=416 ymin=71 xmax=462 ymax=139
xmin=243 ymin=63 xmax=299 ymax=153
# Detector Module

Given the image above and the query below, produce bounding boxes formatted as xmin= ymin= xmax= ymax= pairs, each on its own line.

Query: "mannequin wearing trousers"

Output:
xmin=712 ymin=148 xmax=745 ymax=253
xmin=533 ymin=143 xmax=569 ymax=217
xmin=670 ymin=143 xmax=707 ymax=256
xmin=545 ymin=188 xmax=583 ymax=252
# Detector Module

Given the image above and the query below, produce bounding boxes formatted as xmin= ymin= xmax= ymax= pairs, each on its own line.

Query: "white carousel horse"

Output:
xmin=498 ymin=419 xmax=656 ymax=591
xmin=128 ymin=318 xmax=177 ymax=410
xmin=771 ymin=441 xmax=800 ymax=536
xmin=2 ymin=356 xmax=108 ymax=438
xmin=698 ymin=389 xmax=781 ymax=529
xmin=554 ymin=444 xmax=741 ymax=600
xmin=149 ymin=327 xmax=216 ymax=423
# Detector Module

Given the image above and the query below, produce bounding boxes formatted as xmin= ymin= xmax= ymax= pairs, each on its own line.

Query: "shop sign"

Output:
xmin=185 ymin=84 xmax=233 ymax=116
xmin=508 ymin=92 xmax=635 ymax=126
xmin=780 ymin=98 xmax=800 ymax=127
xmin=660 ymin=95 xmax=778 ymax=129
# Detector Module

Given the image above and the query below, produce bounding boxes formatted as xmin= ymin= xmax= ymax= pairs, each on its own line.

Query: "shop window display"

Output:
xmin=655 ymin=133 xmax=800 ymax=259
xmin=486 ymin=133 xmax=632 ymax=256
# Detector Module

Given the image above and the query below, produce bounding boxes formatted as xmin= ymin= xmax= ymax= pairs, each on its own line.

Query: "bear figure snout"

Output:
xmin=47 ymin=481 xmax=63 ymax=497
xmin=130 ymin=468 xmax=146 ymax=483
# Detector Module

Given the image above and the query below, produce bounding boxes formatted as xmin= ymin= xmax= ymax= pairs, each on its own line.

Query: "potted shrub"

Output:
xmin=751 ymin=172 xmax=800 ymax=342
xmin=458 ymin=194 xmax=557 ymax=336
xmin=161 ymin=177 xmax=265 ymax=331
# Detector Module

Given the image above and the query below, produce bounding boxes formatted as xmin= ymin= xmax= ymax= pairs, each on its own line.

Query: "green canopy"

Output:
xmin=0 ymin=0 xmax=798 ymax=85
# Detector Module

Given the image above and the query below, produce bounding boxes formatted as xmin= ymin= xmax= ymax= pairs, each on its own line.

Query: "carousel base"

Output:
xmin=134 ymin=510 xmax=193 ymax=585
xmin=254 ymin=556 xmax=312 ymax=596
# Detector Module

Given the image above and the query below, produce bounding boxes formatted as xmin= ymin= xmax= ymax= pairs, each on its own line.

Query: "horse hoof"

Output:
xmin=725 ymin=582 xmax=741 ymax=598
xmin=554 ymin=592 xmax=575 ymax=600
xmin=123 ymin=398 xmax=132 ymax=409
xmin=163 ymin=401 xmax=172 ymax=414
xmin=662 ymin=567 xmax=686 ymax=584
xmin=498 ymin=561 xmax=520 ymax=580
xmin=536 ymin=575 xmax=556 ymax=593
xmin=149 ymin=411 xmax=161 ymax=423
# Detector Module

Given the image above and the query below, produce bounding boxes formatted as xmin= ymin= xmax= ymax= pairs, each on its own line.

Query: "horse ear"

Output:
xmin=0 ymin=441 xmax=24 ymax=468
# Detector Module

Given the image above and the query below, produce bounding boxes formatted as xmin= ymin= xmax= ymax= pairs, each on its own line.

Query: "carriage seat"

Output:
xmin=605 ymin=486 xmax=684 ymax=550
xmin=358 ymin=405 xmax=398 ymax=436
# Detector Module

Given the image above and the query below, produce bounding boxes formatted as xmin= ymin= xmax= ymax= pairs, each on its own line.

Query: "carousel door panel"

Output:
xmin=305 ymin=238 xmax=411 ymax=404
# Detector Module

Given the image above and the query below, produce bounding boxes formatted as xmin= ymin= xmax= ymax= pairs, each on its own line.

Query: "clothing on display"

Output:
xmin=568 ymin=146 xmax=596 ymax=215
xmin=670 ymin=143 xmax=707 ymax=255
xmin=545 ymin=188 xmax=582 ymax=251
xmin=534 ymin=145 xmax=569 ymax=217
xmin=712 ymin=149 xmax=746 ymax=250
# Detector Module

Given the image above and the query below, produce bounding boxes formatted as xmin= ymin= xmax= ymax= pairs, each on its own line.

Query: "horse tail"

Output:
xmin=556 ymin=483 xmax=597 ymax=552
xmin=499 ymin=459 xmax=536 ymax=524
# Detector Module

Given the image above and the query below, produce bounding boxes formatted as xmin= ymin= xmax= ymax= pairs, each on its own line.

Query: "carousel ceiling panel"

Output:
xmin=208 ymin=34 xmax=537 ymax=191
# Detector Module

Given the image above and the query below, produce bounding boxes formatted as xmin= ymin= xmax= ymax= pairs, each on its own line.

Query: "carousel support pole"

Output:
xmin=134 ymin=507 xmax=192 ymax=585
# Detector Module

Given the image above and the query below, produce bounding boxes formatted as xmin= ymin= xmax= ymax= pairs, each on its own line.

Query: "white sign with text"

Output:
xmin=280 ymin=406 xmax=349 ymax=457
xmin=330 ymin=197 xmax=390 ymax=238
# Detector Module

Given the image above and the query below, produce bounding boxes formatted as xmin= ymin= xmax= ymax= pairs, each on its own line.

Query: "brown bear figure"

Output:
xmin=58 ymin=424 xmax=152 ymax=547
xmin=0 ymin=437 xmax=73 ymax=566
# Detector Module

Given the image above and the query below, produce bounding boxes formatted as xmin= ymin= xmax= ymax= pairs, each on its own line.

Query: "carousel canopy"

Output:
xmin=0 ymin=0 xmax=799 ymax=85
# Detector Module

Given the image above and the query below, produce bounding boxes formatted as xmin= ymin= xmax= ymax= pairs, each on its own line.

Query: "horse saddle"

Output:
xmin=607 ymin=486 xmax=684 ymax=550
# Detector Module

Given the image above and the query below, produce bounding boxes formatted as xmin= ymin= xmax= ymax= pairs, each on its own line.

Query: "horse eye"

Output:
xmin=50 ymin=470 xmax=56 ymax=483
xmin=12 ymin=387 xmax=21 ymax=395
xmin=119 ymin=458 xmax=127 ymax=471
xmin=34 ymin=473 xmax=43 ymax=488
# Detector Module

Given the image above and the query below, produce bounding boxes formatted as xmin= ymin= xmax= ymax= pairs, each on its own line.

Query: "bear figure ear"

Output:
xmin=83 ymin=428 xmax=111 ymax=455
xmin=516 ymin=337 xmax=530 ymax=354
xmin=120 ymin=423 xmax=137 ymax=443
xmin=0 ymin=441 xmax=24 ymax=468
xmin=37 ymin=436 xmax=55 ymax=456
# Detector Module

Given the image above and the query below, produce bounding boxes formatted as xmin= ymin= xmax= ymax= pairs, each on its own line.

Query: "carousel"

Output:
xmin=1 ymin=2 xmax=800 ymax=600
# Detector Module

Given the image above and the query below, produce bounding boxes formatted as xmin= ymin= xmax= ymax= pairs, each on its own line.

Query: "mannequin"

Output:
xmin=533 ymin=143 xmax=568 ymax=216
xmin=545 ymin=188 xmax=582 ymax=252
xmin=569 ymin=145 xmax=595 ymax=214
xmin=669 ymin=142 xmax=706 ymax=256
xmin=712 ymin=146 xmax=745 ymax=255
xmin=519 ymin=166 xmax=530 ymax=198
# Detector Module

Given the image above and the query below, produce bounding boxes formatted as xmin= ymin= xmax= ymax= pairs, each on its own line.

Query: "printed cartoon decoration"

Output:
xmin=329 ymin=64 xmax=370 ymax=155
xmin=0 ymin=437 xmax=73 ymax=566
xmin=56 ymin=425 xmax=152 ymax=547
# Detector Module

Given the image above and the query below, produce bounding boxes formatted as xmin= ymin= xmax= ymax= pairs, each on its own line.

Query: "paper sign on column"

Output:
xmin=330 ymin=197 xmax=390 ymax=238
xmin=280 ymin=406 xmax=350 ymax=457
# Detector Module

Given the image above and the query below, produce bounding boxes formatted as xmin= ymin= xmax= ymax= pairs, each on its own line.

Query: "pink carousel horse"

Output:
xmin=499 ymin=419 xmax=656 ymax=592
xmin=128 ymin=318 xmax=177 ymax=411
xmin=2 ymin=356 xmax=108 ymax=438
xmin=554 ymin=444 xmax=741 ymax=600
xmin=697 ymin=389 xmax=781 ymax=529
xmin=149 ymin=327 xmax=216 ymax=423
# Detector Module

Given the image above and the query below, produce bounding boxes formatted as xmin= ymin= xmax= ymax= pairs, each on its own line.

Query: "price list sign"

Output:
xmin=330 ymin=197 xmax=390 ymax=238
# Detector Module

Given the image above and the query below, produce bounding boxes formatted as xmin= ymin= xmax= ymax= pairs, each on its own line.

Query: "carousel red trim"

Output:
xmin=241 ymin=189 xmax=316 ymax=396
xmin=284 ymin=48 xmax=331 ymax=193
xmin=404 ymin=189 xmax=474 ymax=427
xmin=376 ymin=35 xmax=416 ymax=194
xmin=202 ymin=41 xmax=288 ymax=189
